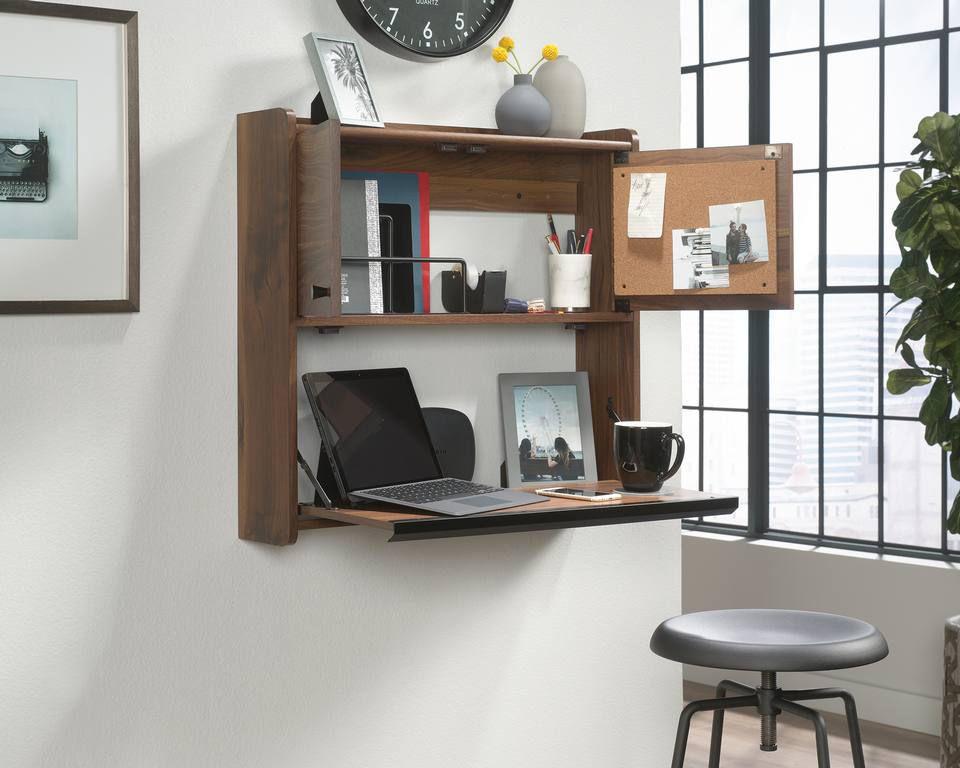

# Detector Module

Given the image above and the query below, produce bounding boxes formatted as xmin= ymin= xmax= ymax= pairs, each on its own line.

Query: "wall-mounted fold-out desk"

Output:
xmin=237 ymin=109 xmax=786 ymax=545
xmin=298 ymin=483 xmax=738 ymax=542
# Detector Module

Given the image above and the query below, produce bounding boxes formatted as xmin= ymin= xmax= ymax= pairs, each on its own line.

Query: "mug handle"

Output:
xmin=658 ymin=433 xmax=686 ymax=483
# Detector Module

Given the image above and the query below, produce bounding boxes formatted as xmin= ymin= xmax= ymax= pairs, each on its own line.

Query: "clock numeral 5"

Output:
xmin=455 ymin=12 xmax=465 ymax=30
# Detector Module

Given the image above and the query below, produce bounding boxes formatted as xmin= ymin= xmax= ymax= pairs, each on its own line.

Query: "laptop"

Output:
xmin=302 ymin=368 xmax=541 ymax=517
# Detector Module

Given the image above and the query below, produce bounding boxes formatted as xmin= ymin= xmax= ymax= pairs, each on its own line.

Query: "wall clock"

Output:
xmin=336 ymin=0 xmax=515 ymax=61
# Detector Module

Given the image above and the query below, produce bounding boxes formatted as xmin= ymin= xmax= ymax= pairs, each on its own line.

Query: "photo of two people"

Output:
xmin=513 ymin=384 xmax=586 ymax=482
xmin=709 ymin=199 xmax=770 ymax=264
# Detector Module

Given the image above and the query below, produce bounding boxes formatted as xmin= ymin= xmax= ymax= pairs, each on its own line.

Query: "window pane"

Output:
xmin=703 ymin=0 xmax=749 ymax=63
xmin=704 ymin=62 xmax=750 ymax=147
xmin=771 ymin=52 xmax=819 ymax=170
xmin=703 ymin=310 xmax=749 ymax=409
xmin=769 ymin=414 xmax=820 ymax=533
xmin=948 ymin=470 xmax=958 ymax=552
xmin=771 ymin=294 xmax=820 ymax=412
xmin=885 ymin=0 xmax=943 ymax=36
xmin=826 ymin=169 xmax=879 ymax=286
xmin=682 ymin=409 xmax=701 ymax=490
xmin=824 ymin=294 xmax=879 ymax=415
xmin=703 ymin=410 xmax=749 ymax=526
xmin=681 ymin=311 xmax=700 ymax=407
xmin=825 ymin=0 xmax=879 ymax=45
xmin=823 ymin=416 xmax=879 ymax=540
xmin=771 ymin=0 xmax=820 ymax=53
xmin=954 ymin=0 xmax=960 ymax=26
xmin=885 ymin=40 xmax=940 ymax=164
xmin=681 ymin=72 xmax=698 ymax=149
xmin=828 ymin=48 xmax=880 ymax=167
xmin=793 ymin=172 xmax=820 ymax=290
xmin=883 ymin=168 xmax=901 ymax=283
xmin=952 ymin=34 xmax=960 ymax=114
xmin=681 ymin=0 xmax=700 ymax=67
xmin=884 ymin=419 xmax=943 ymax=548
xmin=884 ymin=296 xmax=932 ymax=417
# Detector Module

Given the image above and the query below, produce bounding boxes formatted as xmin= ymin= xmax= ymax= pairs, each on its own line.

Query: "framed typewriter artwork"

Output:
xmin=0 ymin=2 xmax=139 ymax=313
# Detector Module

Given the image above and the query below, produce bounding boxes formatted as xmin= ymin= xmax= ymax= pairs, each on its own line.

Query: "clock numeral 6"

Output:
xmin=455 ymin=12 xmax=465 ymax=30
xmin=423 ymin=20 xmax=433 ymax=39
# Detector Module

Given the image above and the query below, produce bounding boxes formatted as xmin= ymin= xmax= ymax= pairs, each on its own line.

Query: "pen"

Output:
xmin=567 ymin=229 xmax=577 ymax=254
xmin=583 ymin=228 xmax=594 ymax=254
xmin=576 ymin=234 xmax=586 ymax=253
xmin=547 ymin=213 xmax=561 ymax=252
xmin=544 ymin=234 xmax=561 ymax=256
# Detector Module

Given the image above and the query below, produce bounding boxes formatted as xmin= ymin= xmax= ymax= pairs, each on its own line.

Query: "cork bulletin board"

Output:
xmin=611 ymin=146 xmax=793 ymax=310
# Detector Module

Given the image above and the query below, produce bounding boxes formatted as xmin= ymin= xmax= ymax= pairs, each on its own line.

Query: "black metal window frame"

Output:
xmin=680 ymin=0 xmax=960 ymax=563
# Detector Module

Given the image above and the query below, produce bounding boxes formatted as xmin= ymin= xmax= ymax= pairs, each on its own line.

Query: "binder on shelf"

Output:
xmin=340 ymin=179 xmax=384 ymax=314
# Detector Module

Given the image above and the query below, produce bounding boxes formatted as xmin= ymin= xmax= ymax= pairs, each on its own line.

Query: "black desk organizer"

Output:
xmin=441 ymin=269 xmax=507 ymax=313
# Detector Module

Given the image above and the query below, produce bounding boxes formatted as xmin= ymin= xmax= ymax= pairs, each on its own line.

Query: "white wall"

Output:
xmin=0 ymin=1 xmax=682 ymax=766
xmin=683 ymin=532 xmax=960 ymax=735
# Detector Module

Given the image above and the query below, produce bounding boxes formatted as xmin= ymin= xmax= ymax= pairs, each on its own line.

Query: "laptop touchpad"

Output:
xmin=453 ymin=495 xmax=510 ymax=508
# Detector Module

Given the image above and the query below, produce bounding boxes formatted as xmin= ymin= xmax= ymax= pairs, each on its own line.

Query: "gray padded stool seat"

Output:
xmin=650 ymin=609 xmax=888 ymax=768
xmin=651 ymin=608 xmax=888 ymax=672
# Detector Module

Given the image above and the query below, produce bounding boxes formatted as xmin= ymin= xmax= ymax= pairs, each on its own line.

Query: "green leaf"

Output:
xmin=890 ymin=263 xmax=938 ymax=300
xmin=917 ymin=112 xmax=957 ymax=162
xmin=919 ymin=379 xmax=951 ymax=426
xmin=900 ymin=341 xmax=919 ymax=368
xmin=926 ymin=416 xmax=950 ymax=447
xmin=949 ymin=492 xmax=960 ymax=535
xmin=896 ymin=169 xmax=922 ymax=201
xmin=892 ymin=187 xmax=934 ymax=230
xmin=948 ymin=492 xmax=960 ymax=535
xmin=951 ymin=450 xmax=960 ymax=482
xmin=931 ymin=201 xmax=960 ymax=248
xmin=887 ymin=368 xmax=932 ymax=395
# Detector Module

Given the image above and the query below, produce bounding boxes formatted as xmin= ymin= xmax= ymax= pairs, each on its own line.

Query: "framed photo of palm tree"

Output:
xmin=304 ymin=34 xmax=383 ymax=128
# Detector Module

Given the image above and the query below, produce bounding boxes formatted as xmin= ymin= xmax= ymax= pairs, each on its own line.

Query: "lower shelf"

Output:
xmin=298 ymin=482 xmax=738 ymax=542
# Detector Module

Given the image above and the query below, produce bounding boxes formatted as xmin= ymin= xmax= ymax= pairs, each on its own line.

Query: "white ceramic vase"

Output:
xmin=533 ymin=55 xmax=587 ymax=139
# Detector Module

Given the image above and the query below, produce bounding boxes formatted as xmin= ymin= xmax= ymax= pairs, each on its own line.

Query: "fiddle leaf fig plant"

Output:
xmin=887 ymin=112 xmax=960 ymax=532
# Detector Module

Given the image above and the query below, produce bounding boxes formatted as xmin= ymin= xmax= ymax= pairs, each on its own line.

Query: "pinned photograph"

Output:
xmin=672 ymin=227 xmax=730 ymax=290
xmin=708 ymin=199 xmax=769 ymax=264
xmin=304 ymin=34 xmax=383 ymax=128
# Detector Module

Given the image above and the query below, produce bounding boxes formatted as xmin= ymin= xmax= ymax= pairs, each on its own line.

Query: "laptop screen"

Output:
xmin=303 ymin=368 xmax=442 ymax=493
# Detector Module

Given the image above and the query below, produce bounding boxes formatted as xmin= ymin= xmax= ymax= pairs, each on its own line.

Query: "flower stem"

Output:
xmin=527 ymin=56 xmax=545 ymax=74
xmin=510 ymin=49 xmax=523 ymax=73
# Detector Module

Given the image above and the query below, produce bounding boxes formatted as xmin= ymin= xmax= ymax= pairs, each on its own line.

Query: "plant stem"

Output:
xmin=527 ymin=56 xmax=545 ymax=74
xmin=510 ymin=49 xmax=523 ymax=73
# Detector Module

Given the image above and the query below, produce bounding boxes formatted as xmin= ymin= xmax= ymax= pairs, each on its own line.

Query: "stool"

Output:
xmin=650 ymin=609 xmax=888 ymax=768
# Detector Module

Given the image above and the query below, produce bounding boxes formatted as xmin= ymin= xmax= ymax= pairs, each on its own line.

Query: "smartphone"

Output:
xmin=535 ymin=487 xmax=623 ymax=503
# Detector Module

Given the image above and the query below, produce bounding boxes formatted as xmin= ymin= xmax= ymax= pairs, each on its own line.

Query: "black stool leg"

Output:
xmin=780 ymin=688 xmax=865 ymax=768
xmin=707 ymin=680 xmax=754 ymax=768
xmin=670 ymin=694 xmax=758 ymax=768
xmin=775 ymin=697 xmax=831 ymax=768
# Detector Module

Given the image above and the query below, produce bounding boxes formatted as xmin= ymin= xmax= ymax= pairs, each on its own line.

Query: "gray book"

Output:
xmin=340 ymin=179 xmax=383 ymax=314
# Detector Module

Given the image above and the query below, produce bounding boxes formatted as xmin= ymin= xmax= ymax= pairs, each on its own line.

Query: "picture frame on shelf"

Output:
xmin=0 ymin=0 xmax=139 ymax=314
xmin=303 ymin=34 xmax=384 ymax=128
xmin=499 ymin=371 xmax=598 ymax=487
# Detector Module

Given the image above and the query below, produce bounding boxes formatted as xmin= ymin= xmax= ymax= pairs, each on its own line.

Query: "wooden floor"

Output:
xmin=683 ymin=683 xmax=938 ymax=767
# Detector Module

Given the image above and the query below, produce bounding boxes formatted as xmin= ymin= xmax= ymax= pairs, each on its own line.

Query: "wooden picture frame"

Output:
xmin=0 ymin=1 xmax=139 ymax=314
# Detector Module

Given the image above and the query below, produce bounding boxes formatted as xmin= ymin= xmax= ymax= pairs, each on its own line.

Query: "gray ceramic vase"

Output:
xmin=495 ymin=74 xmax=552 ymax=137
xmin=533 ymin=55 xmax=587 ymax=139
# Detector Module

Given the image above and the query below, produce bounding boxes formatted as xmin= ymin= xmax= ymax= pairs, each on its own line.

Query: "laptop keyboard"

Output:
xmin=369 ymin=478 xmax=501 ymax=504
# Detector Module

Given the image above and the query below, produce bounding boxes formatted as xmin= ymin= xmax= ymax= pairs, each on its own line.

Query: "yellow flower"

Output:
xmin=492 ymin=46 xmax=509 ymax=63
xmin=498 ymin=36 xmax=515 ymax=51
xmin=542 ymin=44 xmax=559 ymax=61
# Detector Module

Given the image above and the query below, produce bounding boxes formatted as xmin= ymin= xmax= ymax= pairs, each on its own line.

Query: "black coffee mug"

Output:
xmin=614 ymin=422 xmax=685 ymax=493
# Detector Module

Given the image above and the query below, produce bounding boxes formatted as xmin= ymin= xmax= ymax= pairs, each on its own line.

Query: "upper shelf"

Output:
xmin=298 ymin=483 xmax=739 ymax=542
xmin=297 ymin=311 xmax=632 ymax=329
xmin=296 ymin=119 xmax=639 ymax=155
